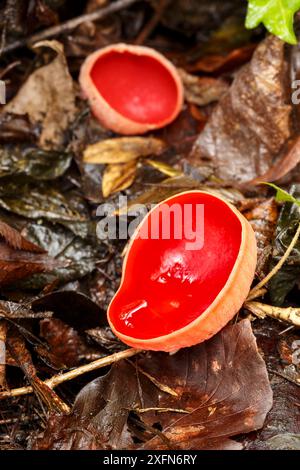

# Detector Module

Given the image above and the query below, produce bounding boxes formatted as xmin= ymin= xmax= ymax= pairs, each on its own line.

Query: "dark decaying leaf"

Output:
xmin=0 ymin=181 xmax=90 ymax=237
xmin=191 ymin=36 xmax=294 ymax=183
xmin=268 ymin=184 xmax=300 ymax=305
xmin=0 ymin=299 xmax=52 ymax=320
xmin=40 ymin=317 xmax=102 ymax=368
xmin=34 ymin=320 xmax=272 ymax=450
xmin=241 ymin=198 xmax=279 ymax=278
xmin=4 ymin=40 xmax=76 ymax=149
xmin=0 ymin=147 xmax=72 ymax=180
xmin=178 ymin=69 xmax=228 ymax=106
xmin=0 ymin=219 xmax=45 ymax=252
xmin=0 ymin=219 xmax=65 ymax=286
xmin=243 ymin=320 xmax=300 ymax=450
xmin=0 ymin=113 xmax=38 ymax=143
xmin=18 ymin=223 xmax=100 ymax=288
xmin=6 ymin=327 xmax=68 ymax=413
xmin=86 ymin=327 xmax=127 ymax=353
xmin=0 ymin=242 xmax=65 ymax=286
xmin=118 ymin=175 xmax=244 ymax=215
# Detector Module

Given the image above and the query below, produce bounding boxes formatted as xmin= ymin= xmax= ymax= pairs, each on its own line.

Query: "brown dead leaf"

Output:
xmin=251 ymin=136 xmax=300 ymax=184
xmin=7 ymin=328 xmax=69 ymax=414
xmin=188 ymin=44 xmax=256 ymax=73
xmin=191 ymin=36 xmax=293 ymax=182
xmin=178 ymin=69 xmax=228 ymax=106
xmin=102 ymin=161 xmax=137 ymax=198
xmin=4 ymin=40 xmax=76 ymax=149
xmin=0 ymin=220 xmax=45 ymax=253
xmin=34 ymin=320 xmax=272 ymax=450
xmin=83 ymin=137 xmax=166 ymax=164
xmin=242 ymin=198 xmax=279 ymax=277
xmin=1 ymin=220 xmax=65 ymax=291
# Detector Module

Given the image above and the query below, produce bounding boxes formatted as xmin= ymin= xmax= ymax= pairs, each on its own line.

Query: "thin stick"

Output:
xmin=1 ymin=0 xmax=139 ymax=56
xmin=0 ymin=348 xmax=141 ymax=400
xmin=247 ymin=221 xmax=300 ymax=301
xmin=245 ymin=301 xmax=300 ymax=326
xmin=135 ymin=0 xmax=170 ymax=45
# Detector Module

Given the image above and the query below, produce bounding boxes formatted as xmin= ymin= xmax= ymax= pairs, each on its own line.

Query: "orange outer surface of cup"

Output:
xmin=79 ymin=43 xmax=184 ymax=135
xmin=107 ymin=191 xmax=258 ymax=352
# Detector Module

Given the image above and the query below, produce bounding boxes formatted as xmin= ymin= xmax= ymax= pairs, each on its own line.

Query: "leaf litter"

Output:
xmin=0 ymin=0 xmax=299 ymax=452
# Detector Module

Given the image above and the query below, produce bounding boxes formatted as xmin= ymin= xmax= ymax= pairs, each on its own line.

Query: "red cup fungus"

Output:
xmin=107 ymin=191 xmax=257 ymax=352
xmin=79 ymin=43 xmax=184 ymax=135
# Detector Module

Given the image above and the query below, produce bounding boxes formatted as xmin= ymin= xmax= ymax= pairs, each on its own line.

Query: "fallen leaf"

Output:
xmin=102 ymin=161 xmax=137 ymax=198
xmin=191 ymin=36 xmax=293 ymax=182
xmin=83 ymin=137 xmax=166 ymax=165
xmin=0 ymin=113 xmax=37 ymax=143
xmin=4 ymin=40 xmax=76 ymax=149
xmin=242 ymin=198 xmax=279 ymax=277
xmin=178 ymin=69 xmax=228 ymax=106
xmin=0 ymin=219 xmax=45 ymax=253
xmin=251 ymin=137 xmax=300 ymax=184
xmin=188 ymin=44 xmax=256 ymax=73
xmin=0 ymin=147 xmax=72 ymax=180
xmin=7 ymin=328 xmax=69 ymax=413
xmin=34 ymin=320 xmax=272 ymax=450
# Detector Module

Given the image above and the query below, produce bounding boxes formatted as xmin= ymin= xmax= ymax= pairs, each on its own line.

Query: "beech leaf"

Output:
xmin=102 ymin=161 xmax=137 ymax=198
xmin=35 ymin=320 xmax=273 ymax=450
xmin=191 ymin=36 xmax=293 ymax=182
xmin=4 ymin=40 xmax=76 ymax=149
xmin=83 ymin=137 xmax=166 ymax=165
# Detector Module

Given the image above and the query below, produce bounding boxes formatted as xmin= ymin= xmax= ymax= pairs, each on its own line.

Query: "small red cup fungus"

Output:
xmin=79 ymin=43 xmax=184 ymax=135
xmin=107 ymin=191 xmax=257 ymax=352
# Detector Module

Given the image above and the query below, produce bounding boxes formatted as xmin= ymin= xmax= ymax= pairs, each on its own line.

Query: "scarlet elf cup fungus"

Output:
xmin=79 ymin=43 xmax=184 ymax=135
xmin=108 ymin=191 xmax=257 ymax=352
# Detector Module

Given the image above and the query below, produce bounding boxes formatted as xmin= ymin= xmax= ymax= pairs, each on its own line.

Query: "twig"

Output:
xmin=247 ymin=221 xmax=300 ymax=301
xmin=0 ymin=348 xmax=141 ymax=401
xmin=1 ymin=0 xmax=139 ymax=56
xmin=245 ymin=301 xmax=300 ymax=327
xmin=135 ymin=0 xmax=170 ymax=45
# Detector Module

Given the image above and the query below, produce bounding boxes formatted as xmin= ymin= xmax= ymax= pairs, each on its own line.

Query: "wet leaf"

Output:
xmin=191 ymin=36 xmax=293 ymax=182
xmin=4 ymin=40 xmax=76 ymax=149
xmin=0 ymin=182 xmax=87 ymax=234
xmin=268 ymin=184 xmax=300 ymax=305
xmin=0 ymin=113 xmax=37 ymax=143
xmin=19 ymin=223 xmax=101 ymax=288
xmin=35 ymin=320 xmax=272 ymax=450
xmin=118 ymin=175 xmax=244 ymax=215
xmin=0 ymin=220 xmax=45 ymax=252
xmin=242 ymin=198 xmax=279 ymax=277
xmin=83 ymin=137 xmax=166 ymax=165
xmin=0 ymin=147 xmax=72 ymax=180
xmin=102 ymin=161 xmax=137 ymax=198
xmin=178 ymin=69 xmax=228 ymax=106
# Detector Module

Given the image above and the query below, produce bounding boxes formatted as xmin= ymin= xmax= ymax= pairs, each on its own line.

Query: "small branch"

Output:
xmin=0 ymin=348 xmax=141 ymax=401
xmin=1 ymin=0 xmax=139 ymax=56
xmin=135 ymin=0 xmax=170 ymax=45
xmin=248 ymin=221 xmax=300 ymax=301
xmin=245 ymin=301 xmax=300 ymax=327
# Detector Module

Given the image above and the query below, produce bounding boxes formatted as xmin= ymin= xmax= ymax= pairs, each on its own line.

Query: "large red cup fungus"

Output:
xmin=108 ymin=191 xmax=257 ymax=352
xmin=79 ymin=43 xmax=184 ymax=135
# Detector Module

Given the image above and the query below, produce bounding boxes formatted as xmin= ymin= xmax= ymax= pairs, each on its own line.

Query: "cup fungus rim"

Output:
xmin=79 ymin=43 xmax=184 ymax=134
xmin=107 ymin=190 xmax=256 ymax=346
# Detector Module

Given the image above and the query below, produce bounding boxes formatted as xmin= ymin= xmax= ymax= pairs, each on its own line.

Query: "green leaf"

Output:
xmin=245 ymin=0 xmax=300 ymax=44
xmin=263 ymin=182 xmax=300 ymax=205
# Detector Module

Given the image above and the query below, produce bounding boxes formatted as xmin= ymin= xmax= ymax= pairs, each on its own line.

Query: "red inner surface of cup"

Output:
xmin=109 ymin=193 xmax=242 ymax=339
xmin=90 ymin=50 xmax=179 ymax=124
